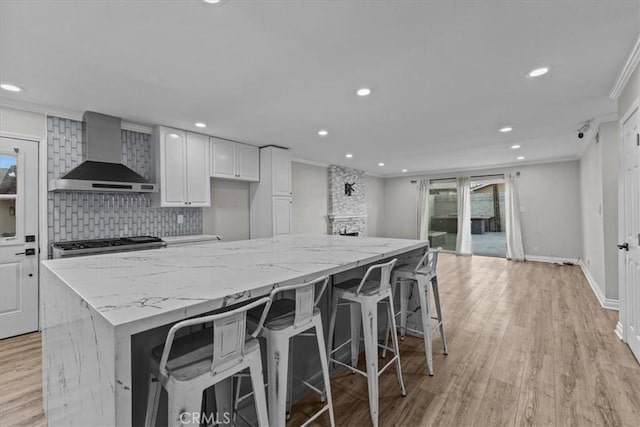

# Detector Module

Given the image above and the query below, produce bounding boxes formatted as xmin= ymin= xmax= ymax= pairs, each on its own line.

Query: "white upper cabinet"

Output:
xmin=153 ymin=126 xmax=211 ymax=207
xmin=210 ymin=138 xmax=259 ymax=182
xmin=210 ymin=138 xmax=236 ymax=178
xmin=185 ymin=132 xmax=210 ymax=206
xmin=236 ymin=143 xmax=259 ymax=181
xmin=271 ymin=148 xmax=292 ymax=196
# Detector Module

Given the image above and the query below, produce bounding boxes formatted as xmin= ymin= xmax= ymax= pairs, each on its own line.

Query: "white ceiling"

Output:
xmin=1 ymin=0 xmax=638 ymax=176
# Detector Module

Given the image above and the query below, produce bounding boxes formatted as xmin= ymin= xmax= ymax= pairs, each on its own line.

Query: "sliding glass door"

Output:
xmin=470 ymin=179 xmax=506 ymax=257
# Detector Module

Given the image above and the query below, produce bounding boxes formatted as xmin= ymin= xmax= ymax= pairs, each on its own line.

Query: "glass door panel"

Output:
xmin=0 ymin=154 xmax=18 ymax=239
xmin=429 ymin=185 xmax=457 ymax=251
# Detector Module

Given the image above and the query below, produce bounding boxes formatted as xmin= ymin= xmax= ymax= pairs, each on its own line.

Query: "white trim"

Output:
xmin=621 ymin=98 xmax=640 ymax=125
xmin=384 ymin=156 xmax=579 ymax=179
xmin=121 ymin=122 xmax=152 ymax=134
xmin=292 ymin=158 xmax=329 ymax=168
xmin=615 ymin=321 xmax=624 ymax=340
xmin=327 ymin=214 xmax=368 ymax=220
xmin=610 ymin=37 xmax=640 ymax=100
xmin=0 ymin=99 xmax=152 ymax=133
xmin=579 ymin=261 xmax=619 ymax=311
xmin=524 ymin=254 xmax=580 ymax=264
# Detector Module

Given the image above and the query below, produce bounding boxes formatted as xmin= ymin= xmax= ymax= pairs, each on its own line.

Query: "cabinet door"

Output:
xmin=210 ymin=137 xmax=236 ymax=178
xmin=236 ymin=144 xmax=259 ymax=181
xmin=272 ymin=196 xmax=292 ymax=235
xmin=271 ymin=148 xmax=292 ymax=196
xmin=161 ymin=129 xmax=187 ymax=206
xmin=186 ymin=132 xmax=211 ymax=207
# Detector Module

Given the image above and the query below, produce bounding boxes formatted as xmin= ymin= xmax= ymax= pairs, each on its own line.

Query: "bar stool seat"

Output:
xmin=150 ymin=329 xmax=260 ymax=382
xmin=334 ymin=278 xmax=386 ymax=297
xmin=248 ymin=299 xmax=321 ymax=331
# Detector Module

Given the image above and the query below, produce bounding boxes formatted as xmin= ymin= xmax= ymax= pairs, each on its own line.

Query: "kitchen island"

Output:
xmin=41 ymin=235 xmax=427 ymax=426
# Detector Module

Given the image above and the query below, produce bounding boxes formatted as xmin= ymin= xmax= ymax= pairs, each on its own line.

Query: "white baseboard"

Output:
xmin=524 ymin=254 xmax=580 ymax=264
xmin=579 ymin=262 xmax=619 ymax=311
xmin=615 ymin=321 xmax=624 ymax=340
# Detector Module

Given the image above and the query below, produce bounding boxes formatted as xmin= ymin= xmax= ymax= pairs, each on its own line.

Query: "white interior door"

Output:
xmin=0 ymin=137 xmax=39 ymax=339
xmin=620 ymin=104 xmax=640 ymax=362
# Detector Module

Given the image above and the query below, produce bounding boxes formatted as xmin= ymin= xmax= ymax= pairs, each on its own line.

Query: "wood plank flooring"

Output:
xmin=1 ymin=255 xmax=639 ymax=426
xmin=288 ymin=255 xmax=640 ymax=426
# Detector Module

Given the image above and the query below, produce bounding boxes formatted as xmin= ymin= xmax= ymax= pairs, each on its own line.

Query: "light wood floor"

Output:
xmin=2 ymin=255 xmax=639 ymax=426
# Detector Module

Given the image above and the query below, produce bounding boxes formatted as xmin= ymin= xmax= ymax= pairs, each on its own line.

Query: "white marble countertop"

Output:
xmin=42 ymin=235 xmax=427 ymax=329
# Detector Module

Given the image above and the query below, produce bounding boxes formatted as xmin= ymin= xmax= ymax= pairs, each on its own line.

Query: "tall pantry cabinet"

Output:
xmin=249 ymin=146 xmax=292 ymax=238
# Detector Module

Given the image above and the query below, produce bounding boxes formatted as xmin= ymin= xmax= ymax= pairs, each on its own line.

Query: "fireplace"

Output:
xmin=327 ymin=165 xmax=367 ymax=236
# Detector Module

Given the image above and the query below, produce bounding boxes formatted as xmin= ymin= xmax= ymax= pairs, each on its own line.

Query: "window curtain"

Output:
xmin=416 ymin=179 xmax=430 ymax=241
xmin=455 ymin=177 xmax=472 ymax=255
xmin=505 ymin=173 xmax=525 ymax=261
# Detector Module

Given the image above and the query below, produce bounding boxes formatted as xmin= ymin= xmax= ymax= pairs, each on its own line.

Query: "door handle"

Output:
xmin=617 ymin=243 xmax=629 ymax=251
xmin=15 ymin=248 xmax=36 ymax=256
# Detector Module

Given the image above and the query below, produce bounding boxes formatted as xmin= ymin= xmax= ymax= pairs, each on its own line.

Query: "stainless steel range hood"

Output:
xmin=49 ymin=112 xmax=157 ymax=193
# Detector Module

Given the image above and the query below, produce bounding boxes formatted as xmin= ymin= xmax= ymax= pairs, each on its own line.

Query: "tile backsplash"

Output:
xmin=47 ymin=116 xmax=202 ymax=255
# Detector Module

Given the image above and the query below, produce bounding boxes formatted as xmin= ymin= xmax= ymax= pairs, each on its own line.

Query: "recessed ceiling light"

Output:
xmin=402 ymin=169 xmax=408 ymax=173
xmin=345 ymin=153 xmax=353 ymax=158
xmin=378 ymin=162 xmax=385 ymax=167
xmin=517 ymin=156 xmax=525 ymax=160
xmin=356 ymin=88 xmax=371 ymax=97
xmin=203 ymin=0 xmax=221 ymax=3
xmin=318 ymin=129 xmax=328 ymax=136
xmin=528 ymin=67 xmax=549 ymax=77
xmin=0 ymin=83 xmax=22 ymax=92
xmin=194 ymin=122 xmax=207 ymax=128
xmin=499 ymin=126 xmax=513 ymax=133
xmin=511 ymin=144 xmax=521 ymax=149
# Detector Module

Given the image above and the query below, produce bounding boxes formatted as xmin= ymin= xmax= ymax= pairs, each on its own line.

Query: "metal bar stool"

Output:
xmin=144 ymin=297 xmax=272 ymax=427
xmin=237 ymin=275 xmax=335 ymax=426
xmin=382 ymin=247 xmax=448 ymax=376
xmin=327 ymin=259 xmax=406 ymax=427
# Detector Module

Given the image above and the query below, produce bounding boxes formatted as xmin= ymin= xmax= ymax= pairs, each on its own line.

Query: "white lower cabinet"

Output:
xmin=153 ymin=126 xmax=211 ymax=207
xmin=272 ymin=196 xmax=292 ymax=235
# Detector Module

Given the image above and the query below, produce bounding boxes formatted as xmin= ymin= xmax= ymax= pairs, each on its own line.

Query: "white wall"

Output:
xmin=292 ymin=161 xmax=328 ymax=234
xmin=202 ymin=179 xmax=250 ymax=241
xmin=601 ymin=121 xmax=619 ymax=300
xmin=580 ymin=135 xmax=606 ymax=294
xmin=365 ymin=175 xmax=385 ymax=237
xmin=383 ymin=160 xmax=583 ymax=259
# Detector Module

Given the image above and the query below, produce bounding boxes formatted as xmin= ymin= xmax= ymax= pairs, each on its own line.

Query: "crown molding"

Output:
xmin=0 ymin=99 xmax=152 ymax=134
xmin=383 ymin=156 xmax=579 ymax=179
xmin=291 ymin=157 xmax=330 ymax=168
xmin=610 ymin=36 xmax=640 ymax=100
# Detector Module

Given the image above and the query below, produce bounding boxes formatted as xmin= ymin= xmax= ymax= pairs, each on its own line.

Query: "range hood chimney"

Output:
xmin=49 ymin=112 xmax=157 ymax=193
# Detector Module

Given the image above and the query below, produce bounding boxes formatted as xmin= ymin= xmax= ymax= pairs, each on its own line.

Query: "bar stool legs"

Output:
xmin=383 ymin=273 xmax=448 ymax=376
xmin=431 ymin=277 xmax=448 ymax=356
xmin=328 ymin=294 xmax=406 ymax=427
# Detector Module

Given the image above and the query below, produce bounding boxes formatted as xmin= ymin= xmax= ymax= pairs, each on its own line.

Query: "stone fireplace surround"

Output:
xmin=327 ymin=165 xmax=367 ymax=236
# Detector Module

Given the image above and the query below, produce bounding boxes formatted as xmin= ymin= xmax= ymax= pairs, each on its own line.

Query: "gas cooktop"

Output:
xmin=52 ymin=236 xmax=166 ymax=258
